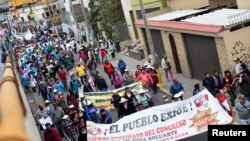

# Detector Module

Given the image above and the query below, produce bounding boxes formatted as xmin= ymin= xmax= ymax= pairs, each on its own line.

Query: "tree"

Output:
xmin=88 ymin=0 xmax=125 ymax=40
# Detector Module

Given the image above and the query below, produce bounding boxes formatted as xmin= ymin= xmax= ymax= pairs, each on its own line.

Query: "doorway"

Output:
xmin=169 ymin=34 xmax=182 ymax=73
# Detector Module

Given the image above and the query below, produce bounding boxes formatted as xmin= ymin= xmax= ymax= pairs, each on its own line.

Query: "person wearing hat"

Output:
xmin=170 ymin=78 xmax=184 ymax=101
xmin=39 ymin=81 xmax=48 ymax=102
xmin=124 ymin=87 xmax=138 ymax=108
xmin=44 ymin=100 xmax=54 ymax=117
xmin=85 ymin=100 xmax=98 ymax=122
xmin=235 ymin=96 xmax=250 ymax=125
xmin=98 ymin=107 xmax=112 ymax=124
xmin=137 ymin=88 xmax=152 ymax=108
xmin=118 ymin=97 xmax=136 ymax=118
xmin=123 ymin=68 xmax=135 ymax=86
xmin=61 ymin=115 xmax=77 ymax=141
xmin=44 ymin=123 xmax=62 ymax=141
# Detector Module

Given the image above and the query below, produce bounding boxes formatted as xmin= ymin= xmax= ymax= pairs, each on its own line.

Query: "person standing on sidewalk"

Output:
xmin=161 ymin=56 xmax=174 ymax=81
xmin=235 ymin=96 xmax=250 ymax=125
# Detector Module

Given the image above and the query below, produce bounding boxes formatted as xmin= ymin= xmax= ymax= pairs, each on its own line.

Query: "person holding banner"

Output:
xmin=111 ymin=90 xmax=122 ymax=113
xmin=118 ymin=98 xmax=136 ymax=118
xmin=124 ymin=87 xmax=138 ymax=107
xmin=98 ymin=107 xmax=112 ymax=124
xmin=85 ymin=100 xmax=99 ymax=123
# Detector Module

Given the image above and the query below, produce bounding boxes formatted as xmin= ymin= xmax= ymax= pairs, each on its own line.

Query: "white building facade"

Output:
xmin=121 ymin=0 xmax=136 ymax=42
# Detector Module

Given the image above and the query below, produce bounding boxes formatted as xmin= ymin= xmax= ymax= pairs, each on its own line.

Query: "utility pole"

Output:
xmin=139 ymin=0 xmax=162 ymax=84
xmin=138 ymin=0 xmax=157 ymax=68
xmin=79 ymin=0 xmax=90 ymax=42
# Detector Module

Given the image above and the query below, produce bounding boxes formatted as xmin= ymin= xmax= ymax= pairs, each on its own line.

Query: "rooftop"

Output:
xmin=149 ymin=9 xmax=207 ymax=21
xmin=182 ymin=8 xmax=250 ymax=26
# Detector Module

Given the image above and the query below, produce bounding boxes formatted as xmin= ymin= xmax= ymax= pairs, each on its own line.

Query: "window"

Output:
xmin=21 ymin=17 xmax=24 ymax=22
xmin=42 ymin=13 xmax=45 ymax=18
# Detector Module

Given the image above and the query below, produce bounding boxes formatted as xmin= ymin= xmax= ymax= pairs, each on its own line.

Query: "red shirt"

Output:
xmin=138 ymin=72 xmax=152 ymax=86
xmin=135 ymin=70 xmax=142 ymax=78
xmin=44 ymin=128 xmax=62 ymax=141
xmin=58 ymin=70 xmax=67 ymax=81
xmin=104 ymin=63 xmax=114 ymax=74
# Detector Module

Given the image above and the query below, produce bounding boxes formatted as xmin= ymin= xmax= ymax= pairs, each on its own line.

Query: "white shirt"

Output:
xmin=236 ymin=63 xmax=243 ymax=74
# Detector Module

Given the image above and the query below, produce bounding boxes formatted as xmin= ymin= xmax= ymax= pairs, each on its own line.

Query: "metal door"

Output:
xmin=183 ymin=34 xmax=221 ymax=80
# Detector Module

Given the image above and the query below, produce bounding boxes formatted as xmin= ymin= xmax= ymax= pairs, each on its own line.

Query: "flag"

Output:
xmin=216 ymin=93 xmax=233 ymax=116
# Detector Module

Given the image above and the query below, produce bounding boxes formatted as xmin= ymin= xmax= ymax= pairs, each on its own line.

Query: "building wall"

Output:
xmin=209 ymin=0 xmax=237 ymax=8
xmin=214 ymin=37 xmax=229 ymax=75
xmin=167 ymin=0 xmax=209 ymax=10
xmin=121 ymin=0 xmax=137 ymax=41
xmin=220 ymin=26 xmax=250 ymax=73
xmin=130 ymin=0 xmax=163 ymax=11
xmin=237 ymin=0 xmax=250 ymax=9
xmin=161 ymin=31 xmax=192 ymax=78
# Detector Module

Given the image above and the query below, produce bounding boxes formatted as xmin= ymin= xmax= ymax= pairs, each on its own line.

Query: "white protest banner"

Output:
xmin=87 ymin=89 xmax=232 ymax=141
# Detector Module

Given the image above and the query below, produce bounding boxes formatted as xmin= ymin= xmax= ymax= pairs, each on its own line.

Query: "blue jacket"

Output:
xmin=98 ymin=110 xmax=112 ymax=124
xmin=21 ymin=76 xmax=29 ymax=87
xmin=117 ymin=60 xmax=126 ymax=74
xmin=53 ymin=82 xmax=64 ymax=94
xmin=86 ymin=106 xmax=98 ymax=122
xmin=70 ymin=80 xmax=80 ymax=94
xmin=170 ymin=83 xmax=184 ymax=95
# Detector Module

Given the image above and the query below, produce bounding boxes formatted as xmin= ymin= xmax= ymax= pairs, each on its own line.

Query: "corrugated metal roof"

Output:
xmin=148 ymin=9 xmax=207 ymax=21
xmin=182 ymin=8 xmax=250 ymax=26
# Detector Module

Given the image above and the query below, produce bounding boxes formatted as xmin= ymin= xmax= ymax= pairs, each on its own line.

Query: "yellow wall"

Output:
xmin=209 ymin=0 xmax=237 ymax=9
xmin=220 ymin=27 xmax=250 ymax=72
xmin=8 ymin=0 xmax=39 ymax=7
xmin=131 ymin=0 xmax=164 ymax=11
xmin=167 ymin=0 xmax=209 ymax=10
xmin=237 ymin=0 xmax=250 ymax=9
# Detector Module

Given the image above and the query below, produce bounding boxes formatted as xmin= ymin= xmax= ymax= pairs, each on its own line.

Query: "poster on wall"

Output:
xmin=87 ymin=89 xmax=232 ymax=141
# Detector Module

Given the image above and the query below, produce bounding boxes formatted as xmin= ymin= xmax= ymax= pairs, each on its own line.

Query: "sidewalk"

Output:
xmin=108 ymin=53 xmax=201 ymax=99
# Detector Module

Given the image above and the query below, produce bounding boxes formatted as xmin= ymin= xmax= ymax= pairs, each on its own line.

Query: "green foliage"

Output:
xmin=88 ymin=0 xmax=124 ymax=40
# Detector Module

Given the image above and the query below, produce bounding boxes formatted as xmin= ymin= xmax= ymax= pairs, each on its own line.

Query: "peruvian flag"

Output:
xmin=216 ymin=93 xmax=233 ymax=116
